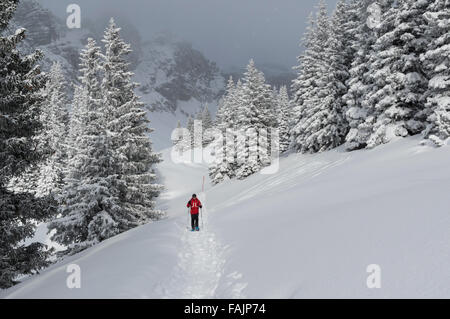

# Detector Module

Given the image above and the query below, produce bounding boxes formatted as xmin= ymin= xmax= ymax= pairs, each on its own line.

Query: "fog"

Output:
xmin=39 ymin=0 xmax=338 ymax=71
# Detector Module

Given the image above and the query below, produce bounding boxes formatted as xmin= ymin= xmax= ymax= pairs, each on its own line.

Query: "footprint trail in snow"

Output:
xmin=159 ymin=193 xmax=246 ymax=298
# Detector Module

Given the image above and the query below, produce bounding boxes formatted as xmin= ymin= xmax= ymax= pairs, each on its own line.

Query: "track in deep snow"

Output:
xmin=156 ymin=193 xmax=247 ymax=298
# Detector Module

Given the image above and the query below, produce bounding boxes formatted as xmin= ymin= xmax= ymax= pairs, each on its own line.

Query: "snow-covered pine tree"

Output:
xmin=236 ymin=59 xmax=273 ymax=178
xmin=187 ymin=115 xmax=194 ymax=147
xmin=36 ymin=62 xmax=69 ymax=197
xmin=239 ymin=60 xmax=265 ymax=130
xmin=272 ymin=86 xmax=280 ymax=120
xmin=172 ymin=120 xmax=183 ymax=150
xmin=278 ymin=86 xmax=292 ymax=153
xmin=0 ymin=0 xmax=53 ymax=288
xmin=202 ymin=104 xmax=213 ymax=131
xmin=339 ymin=0 xmax=361 ymax=66
xmin=246 ymin=61 xmax=275 ymax=175
xmin=360 ymin=1 xmax=398 ymax=148
xmin=343 ymin=0 xmax=379 ymax=150
xmin=364 ymin=0 xmax=430 ymax=148
xmin=322 ymin=0 xmax=354 ymax=142
xmin=214 ymin=97 xmax=226 ymax=129
xmin=221 ymin=76 xmax=237 ymax=129
xmin=7 ymin=63 xmax=69 ymax=198
xmin=66 ymin=85 xmax=86 ymax=162
xmin=101 ymin=18 xmax=164 ymax=226
xmin=208 ymin=102 xmax=234 ymax=185
xmin=208 ymin=137 xmax=230 ymax=184
xmin=253 ymin=63 xmax=276 ymax=130
xmin=49 ymin=38 xmax=122 ymax=254
xmin=195 ymin=108 xmax=202 ymax=121
xmin=209 ymin=77 xmax=235 ymax=184
xmin=213 ymin=62 xmax=278 ymax=181
xmin=202 ymin=104 xmax=214 ymax=146
xmin=291 ymin=1 xmax=341 ymax=153
xmin=234 ymin=78 xmax=246 ymax=122
xmin=257 ymin=71 xmax=274 ymax=167
xmin=172 ymin=120 xmax=190 ymax=155
xmin=290 ymin=8 xmax=325 ymax=152
xmin=291 ymin=12 xmax=317 ymax=121
xmin=65 ymin=37 xmax=102 ymax=167
xmin=223 ymin=77 xmax=241 ymax=178
xmin=421 ymin=0 xmax=450 ymax=145
xmin=193 ymin=108 xmax=203 ymax=148
xmin=233 ymin=81 xmax=248 ymax=179
xmin=296 ymin=0 xmax=351 ymax=153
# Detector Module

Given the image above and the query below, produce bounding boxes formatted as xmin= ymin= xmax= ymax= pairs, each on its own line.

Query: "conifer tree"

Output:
xmin=202 ymin=104 xmax=214 ymax=146
xmin=66 ymin=85 xmax=86 ymax=162
xmin=193 ymin=109 xmax=203 ymax=148
xmin=0 ymin=0 xmax=53 ymax=288
xmin=36 ymin=62 xmax=69 ymax=197
xmin=173 ymin=120 xmax=183 ymax=147
xmin=235 ymin=60 xmax=273 ymax=178
xmin=101 ymin=19 xmax=164 ymax=227
xmin=343 ymin=0 xmax=379 ymax=150
xmin=278 ymin=86 xmax=292 ymax=153
xmin=209 ymin=78 xmax=236 ymax=183
xmin=187 ymin=115 xmax=194 ymax=147
xmin=364 ymin=0 xmax=429 ymax=148
xmin=221 ymin=76 xmax=237 ymax=129
xmin=290 ymin=6 xmax=326 ymax=152
xmin=214 ymin=97 xmax=226 ymax=129
xmin=421 ymin=0 xmax=450 ymax=145
xmin=290 ymin=1 xmax=337 ymax=153
xmin=202 ymin=104 xmax=213 ymax=132
xmin=298 ymin=0 xmax=351 ymax=153
xmin=49 ymin=38 xmax=121 ymax=254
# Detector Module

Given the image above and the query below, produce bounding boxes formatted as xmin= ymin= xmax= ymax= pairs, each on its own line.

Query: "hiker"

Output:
xmin=187 ymin=194 xmax=202 ymax=231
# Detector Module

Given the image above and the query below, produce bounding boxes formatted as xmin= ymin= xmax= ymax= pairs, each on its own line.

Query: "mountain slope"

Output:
xmin=207 ymin=137 xmax=450 ymax=298
xmin=2 ymin=137 xmax=449 ymax=298
xmin=10 ymin=0 xmax=225 ymax=150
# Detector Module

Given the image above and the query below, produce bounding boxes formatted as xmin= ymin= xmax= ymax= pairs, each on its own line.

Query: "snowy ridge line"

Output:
xmin=155 ymin=192 xmax=247 ymax=298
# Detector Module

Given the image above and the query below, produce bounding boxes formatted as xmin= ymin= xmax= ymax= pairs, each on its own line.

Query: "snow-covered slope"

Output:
xmin=2 ymin=137 xmax=449 ymax=298
xmin=207 ymin=137 xmax=450 ymax=298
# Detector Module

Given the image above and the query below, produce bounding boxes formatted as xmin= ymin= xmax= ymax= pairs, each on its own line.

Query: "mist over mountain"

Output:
xmin=11 ymin=0 xmax=303 ymax=117
xmin=39 ymin=0 xmax=339 ymax=70
xmin=11 ymin=0 xmax=225 ymax=115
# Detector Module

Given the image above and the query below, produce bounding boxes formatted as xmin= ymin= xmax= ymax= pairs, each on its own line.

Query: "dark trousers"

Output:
xmin=191 ymin=213 xmax=199 ymax=229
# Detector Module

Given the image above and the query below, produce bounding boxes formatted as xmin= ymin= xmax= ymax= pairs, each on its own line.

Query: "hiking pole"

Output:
xmin=187 ymin=208 xmax=190 ymax=230
xmin=201 ymin=207 xmax=204 ymax=229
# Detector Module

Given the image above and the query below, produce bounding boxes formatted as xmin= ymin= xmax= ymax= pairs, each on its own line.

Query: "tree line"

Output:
xmin=1 ymin=0 xmax=162 ymax=289
xmin=200 ymin=0 xmax=449 ymax=184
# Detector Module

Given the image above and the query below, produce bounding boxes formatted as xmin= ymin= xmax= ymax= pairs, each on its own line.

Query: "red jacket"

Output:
xmin=187 ymin=198 xmax=202 ymax=215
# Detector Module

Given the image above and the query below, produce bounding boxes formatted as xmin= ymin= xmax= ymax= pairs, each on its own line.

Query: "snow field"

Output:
xmin=2 ymin=137 xmax=450 ymax=298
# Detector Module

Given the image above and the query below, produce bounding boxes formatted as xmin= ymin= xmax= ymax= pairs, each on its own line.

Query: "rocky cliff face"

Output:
xmin=10 ymin=0 xmax=93 ymax=84
xmin=13 ymin=0 xmax=62 ymax=46
xmin=136 ymin=40 xmax=224 ymax=112
xmin=10 ymin=0 xmax=224 ymax=114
